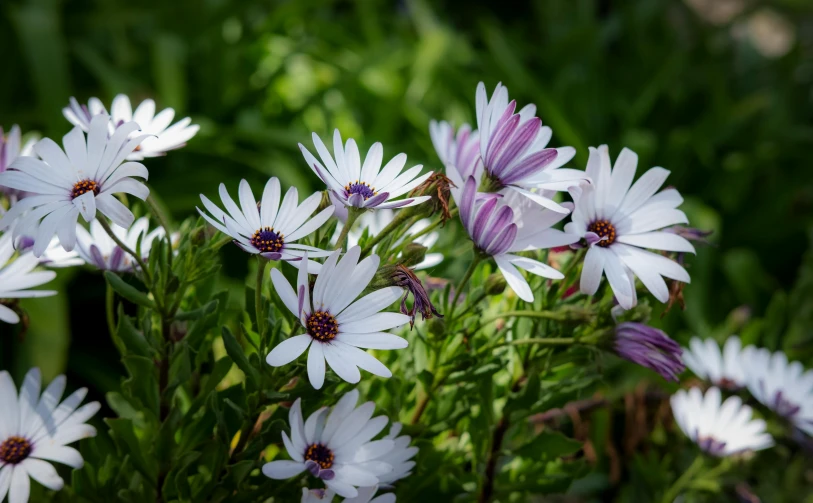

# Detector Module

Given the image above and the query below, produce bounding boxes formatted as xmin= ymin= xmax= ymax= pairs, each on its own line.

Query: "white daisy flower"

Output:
xmin=745 ymin=349 xmax=813 ymax=436
xmin=333 ymin=206 xmax=443 ymax=270
xmin=475 ymin=82 xmax=587 ymax=213
xmin=0 ymin=232 xmax=56 ymax=324
xmin=198 ymin=178 xmax=334 ymax=273
xmin=458 ymin=177 xmax=579 ymax=302
xmin=670 ymin=387 xmax=774 ymax=457
xmin=299 ymin=130 xmax=432 ymax=210
xmin=0 ymin=114 xmax=149 ymax=257
xmin=565 ymin=145 xmax=693 ymax=309
xmin=301 ymin=487 xmax=335 ymax=502
xmin=42 ymin=217 xmax=166 ymax=272
xmin=63 ymin=95 xmax=199 ymax=160
xmin=0 ymin=368 xmax=100 ymax=502
xmin=267 ymin=246 xmax=409 ymax=389
xmin=263 ymin=390 xmax=395 ymax=498
xmin=682 ymin=336 xmax=754 ymax=389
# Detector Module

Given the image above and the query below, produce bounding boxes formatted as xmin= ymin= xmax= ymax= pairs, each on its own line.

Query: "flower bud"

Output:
xmin=613 ymin=322 xmax=684 ymax=381
xmin=484 ymin=273 xmax=507 ymax=296
xmin=401 ymin=243 xmax=427 ymax=268
xmin=427 ymin=317 xmax=445 ymax=337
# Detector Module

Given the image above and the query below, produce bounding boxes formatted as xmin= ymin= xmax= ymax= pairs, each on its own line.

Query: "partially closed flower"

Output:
xmin=0 ymin=232 xmax=56 ymax=324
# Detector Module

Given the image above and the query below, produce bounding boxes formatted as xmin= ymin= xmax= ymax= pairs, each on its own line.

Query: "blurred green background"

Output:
xmin=2 ymin=0 xmax=813 ymax=429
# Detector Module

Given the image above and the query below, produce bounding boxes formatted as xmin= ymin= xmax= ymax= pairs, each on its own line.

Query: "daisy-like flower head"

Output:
xmin=614 ymin=322 xmax=684 ymax=381
xmin=267 ymin=246 xmax=410 ymax=389
xmin=263 ymin=390 xmax=395 ymax=498
xmin=565 ymin=145 xmax=693 ymax=310
xmin=198 ymin=178 xmax=334 ymax=273
xmin=333 ymin=206 xmax=443 ymax=271
xmin=0 ymin=368 xmax=101 ymax=502
xmin=745 ymin=349 xmax=813 ymax=436
xmin=63 ymin=95 xmax=199 ymax=160
xmin=0 ymin=114 xmax=150 ymax=257
xmin=300 ymin=130 xmax=432 ymax=210
xmin=458 ymin=177 xmax=578 ymax=302
xmin=474 ymin=82 xmax=587 ymax=213
xmin=0 ymin=232 xmax=56 ymax=324
xmin=682 ymin=336 xmax=754 ymax=389
xmin=42 ymin=217 xmax=166 ymax=272
xmin=0 ymin=125 xmax=37 ymax=184
xmin=670 ymin=387 xmax=774 ymax=457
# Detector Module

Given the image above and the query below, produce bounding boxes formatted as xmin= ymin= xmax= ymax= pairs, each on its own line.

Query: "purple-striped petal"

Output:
xmin=490 ymin=117 xmax=540 ymax=178
xmin=499 ymin=149 xmax=558 ymax=186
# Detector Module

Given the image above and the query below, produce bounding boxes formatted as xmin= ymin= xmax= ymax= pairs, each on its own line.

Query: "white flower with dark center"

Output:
xmin=0 ymin=125 xmax=37 ymax=198
xmin=682 ymin=336 xmax=754 ymax=389
xmin=458 ymin=177 xmax=578 ymax=302
xmin=300 ymin=130 xmax=432 ymax=210
xmin=0 ymin=368 xmax=100 ymax=502
xmin=42 ymin=217 xmax=166 ymax=272
xmin=63 ymin=95 xmax=199 ymax=160
xmin=0 ymin=232 xmax=56 ymax=324
xmin=565 ymin=145 xmax=693 ymax=309
xmin=333 ymin=207 xmax=442 ymax=270
xmin=267 ymin=246 xmax=409 ymax=389
xmin=745 ymin=349 xmax=813 ymax=436
xmin=475 ymin=82 xmax=587 ymax=213
xmin=0 ymin=114 xmax=149 ymax=257
xmin=198 ymin=178 xmax=334 ymax=273
xmin=263 ymin=390 xmax=395 ymax=498
xmin=670 ymin=387 xmax=773 ymax=457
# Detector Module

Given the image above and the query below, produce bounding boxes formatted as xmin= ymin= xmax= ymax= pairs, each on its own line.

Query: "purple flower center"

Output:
xmin=250 ymin=227 xmax=284 ymax=253
xmin=306 ymin=311 xmax=339 ymax=342
xmin=697 ymin=435 xmax=727 ymax=456
xmin=772 ymin=390 xmax=801 ymax=418
xmin=588 ymin=219 xmax=616 ymax=247
xmin=0 ymin=436 xmax=31 ymax=464
xmin=345 ymin=181 xmax=376 ymax=200
xmin=304 ymin=443 xmax=334 ymax=469
xmin=71 ymin=179 xmax=100 ymax=199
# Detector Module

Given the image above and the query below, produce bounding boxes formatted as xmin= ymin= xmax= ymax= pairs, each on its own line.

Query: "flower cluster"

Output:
xmin=672 ymin=334 xmax=813 ymax=456
xmin=1 ymin=80 xmax=805 ymax=503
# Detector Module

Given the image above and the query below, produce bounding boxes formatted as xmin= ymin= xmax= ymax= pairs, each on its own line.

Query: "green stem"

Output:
xmin=105 ymin=282 xmax=116 ymax=336
xmin=391 ymin=208 xmax=458 ymax=258
xmin=359 ymin=206 xmax=415 ymax=255
xmin=449 ymin=253 xmax=482 ymax=318
xmin=255 ymin=258 xmax=269 ymax=337
xmin=98 ymin=218 xmax=152 ymax=286
xmin=146 ymin=192 xmax=173 ymax=232
xmin=661 ymin=456 xmax=705 ymax=503
xmin=334 ymin=207 xmax=363 ymax=251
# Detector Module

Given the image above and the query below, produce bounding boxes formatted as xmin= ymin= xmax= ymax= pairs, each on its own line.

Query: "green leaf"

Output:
xmin=115 ymin=308 xmax=153 ymax=357
xmin=122 ymin=355 xmax=160 ymax=417
xmin=221 ymin=326 xmax=260 ymax=388
xmin=174 ymin=299 xmax=219 ymax=321
xmin=105 ymin=271 xmax=156 ymax=309
xmin=105 ymin=418 xmax=157 ymax=486
xmin=515 ymin=430 xmax=583 ymax=460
